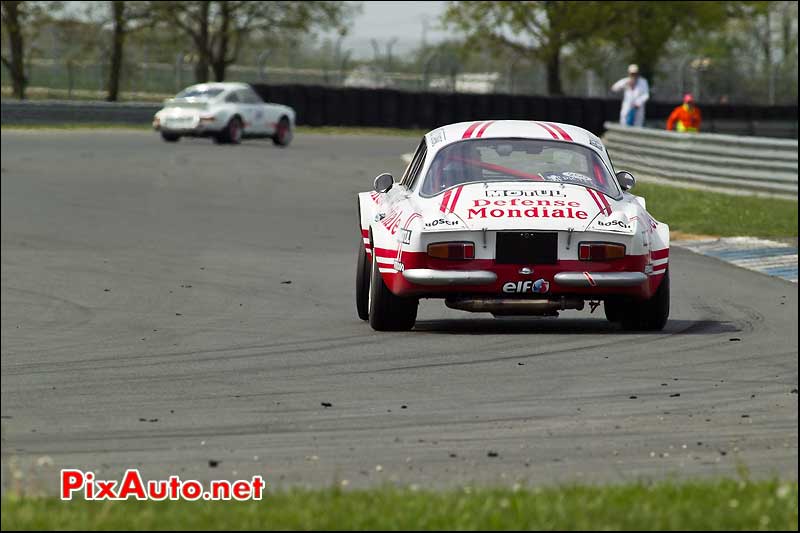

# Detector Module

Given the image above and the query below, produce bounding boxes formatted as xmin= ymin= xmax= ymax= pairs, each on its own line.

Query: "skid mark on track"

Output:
xmin=1 ymin=333 xmax=377 ymax=376
xmin=340 ymin=317 xmax=729 ymax=375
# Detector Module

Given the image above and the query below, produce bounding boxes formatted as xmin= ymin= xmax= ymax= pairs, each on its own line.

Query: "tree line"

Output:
xmin=442 ymin=0 xmax=797 ymax=101
xmin=2 ymin=1 xmax=797 ymax=105
xmin=1 ymin=0 xmax=355 ymax=100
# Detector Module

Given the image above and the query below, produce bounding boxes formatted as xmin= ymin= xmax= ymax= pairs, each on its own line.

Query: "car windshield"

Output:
xmin=175 ymin=87 xmax=224 ymax=100
xmin=421 ymin=138 xmax=620 ymax=198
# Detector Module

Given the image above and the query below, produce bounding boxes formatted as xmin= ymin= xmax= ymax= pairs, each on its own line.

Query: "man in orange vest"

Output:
xmin=666 ymin=93 xmax=702 ymax=132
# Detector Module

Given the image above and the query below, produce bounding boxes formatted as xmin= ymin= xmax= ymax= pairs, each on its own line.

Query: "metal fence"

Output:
xmin=1 ymin=57 xmax=511 ymax=97
xmin=603 ymin=122 xmax=799 ymax=195
xmin=10 ymin=54 xmax=794 ymax=104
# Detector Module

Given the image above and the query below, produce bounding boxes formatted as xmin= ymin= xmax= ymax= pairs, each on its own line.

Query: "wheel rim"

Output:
xmin=231 ymin=121 xmax=241 ymax=142
xmin=278 ymin=122 xmax=288 ymax=142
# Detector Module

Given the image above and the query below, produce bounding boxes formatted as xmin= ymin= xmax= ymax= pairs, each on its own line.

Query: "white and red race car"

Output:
xmin=153 ymin=82 xmax=295 ymax=146
xmin=356 ymin=120 xmax=670 ymax=331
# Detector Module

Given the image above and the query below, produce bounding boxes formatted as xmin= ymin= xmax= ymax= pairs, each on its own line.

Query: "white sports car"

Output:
xmin=153 ymin=82 xmax=295 ymax=146
xmin=356 ymin=120 xmax=670 ymax=331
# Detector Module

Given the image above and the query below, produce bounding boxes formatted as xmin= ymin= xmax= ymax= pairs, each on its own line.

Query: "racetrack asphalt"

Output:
xmin=1 ymin=130 xmax=797 ymax=493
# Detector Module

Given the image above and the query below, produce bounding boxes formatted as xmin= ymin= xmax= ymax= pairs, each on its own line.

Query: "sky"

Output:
xmin=327 ymin=1 xmax=451 ymax=59
xmin=64 ymin=1 xmax=454 ymax=59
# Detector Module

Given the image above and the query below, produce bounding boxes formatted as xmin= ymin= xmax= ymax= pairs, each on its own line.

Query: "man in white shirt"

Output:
xmin=611 ymin=64 xmax=650 ymax=127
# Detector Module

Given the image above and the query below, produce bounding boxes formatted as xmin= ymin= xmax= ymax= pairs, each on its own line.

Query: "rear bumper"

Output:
xmin=380 ymin=250 xmax=664 ymax=300
xmin=402 ymin=269 xmax=646 ymax=288
xmin=553 ymin=271 xmax=647 ymax=288
xmin=403 ymin=269 xmax=497 ymax=286
xmin=156 ymin=126 xmax=221 ymax=135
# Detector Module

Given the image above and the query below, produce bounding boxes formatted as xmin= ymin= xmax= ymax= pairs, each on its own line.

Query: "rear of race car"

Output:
xmin=362 ymin=181 xmax=669 ymax=330
xmin=153 ymin=100 xmax=226 ymax=137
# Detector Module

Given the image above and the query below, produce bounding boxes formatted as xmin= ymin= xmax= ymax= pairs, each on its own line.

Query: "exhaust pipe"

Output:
xmin=445 ymin=297 xmax=585 ymax=316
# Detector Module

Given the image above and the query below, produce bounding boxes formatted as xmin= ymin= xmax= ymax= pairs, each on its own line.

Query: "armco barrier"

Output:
xmin=0 ymin=99 xmax=160 ymax=125
xmin=603 ymin=122 xmax=798 ymax=195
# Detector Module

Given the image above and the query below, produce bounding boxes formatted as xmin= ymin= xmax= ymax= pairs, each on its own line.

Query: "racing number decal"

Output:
xmin=395 ymin=213 xmax=422 ymax=270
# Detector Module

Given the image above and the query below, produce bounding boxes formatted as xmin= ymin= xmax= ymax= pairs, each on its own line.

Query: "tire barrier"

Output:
xmin=251 ymin=83 xmax=798 ymax=138
xmin=2 ymin=85 xmax=797 ymax=140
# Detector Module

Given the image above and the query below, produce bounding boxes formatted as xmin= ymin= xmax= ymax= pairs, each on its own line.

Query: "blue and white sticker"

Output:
xmin=676 ymin=237 xmax=797 ymax=283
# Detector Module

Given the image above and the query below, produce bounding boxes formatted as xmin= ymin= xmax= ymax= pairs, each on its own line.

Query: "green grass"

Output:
xmin=635 ymin=181 xmax=798 ymax=238
xmin=2 ymin=480 xmax=797 ymax=530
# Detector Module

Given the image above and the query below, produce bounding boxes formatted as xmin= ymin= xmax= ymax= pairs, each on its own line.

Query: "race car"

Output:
xmin=152 ymin=82 xmax=295 ymax=146
xmin=355 ymin=120 xmax=670 ymax=331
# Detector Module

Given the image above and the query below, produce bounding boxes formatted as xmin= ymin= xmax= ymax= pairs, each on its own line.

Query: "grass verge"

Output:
xmin=635 ymin=181 xmax=798 ymax=238
xmin=2 ymin=480 xmax=797 ymax=530
xmin=0 ymin=123 xmax=423 ymax=137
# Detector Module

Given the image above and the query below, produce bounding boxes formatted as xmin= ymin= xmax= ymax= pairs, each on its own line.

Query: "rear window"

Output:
xmin=175 ymin=87 xmax=224 ymax=100
xmin=421 ymin=139 xmax=619 ymax=198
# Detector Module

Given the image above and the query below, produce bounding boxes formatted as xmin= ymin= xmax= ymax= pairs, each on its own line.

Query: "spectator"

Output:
xmin=666 ymin=93 xmax=702 ymax=133
xmin=611 ymin=64 xmax=650 ymax=127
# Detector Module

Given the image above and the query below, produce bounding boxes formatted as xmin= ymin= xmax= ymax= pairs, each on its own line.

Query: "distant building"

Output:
xmin=343 ymin=66 xmax=394 ymax=89
xmin=428 ymin=72 xmax=502 ymax=94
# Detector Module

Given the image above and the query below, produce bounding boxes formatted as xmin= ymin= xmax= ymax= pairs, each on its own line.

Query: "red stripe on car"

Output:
xmin=462 ymin=121 xmax=484 ymax=139
xmin=584 ymin=272 xmax=597 ymax=286
xmin=585 ymin=187 xmax=604 ymax=213
xmin=475 ymin=121 xmax=495 ymax=138
xmin=534 ymin=122 xmax=559 ymax=139
xmin=440 ymin=190 xmax=452 ymax=212
xmin=546 ymin=122 xmax=573 ymax=141
xmin=598 ymin=191 xmax=612 ymax=215
xmin=374 ymin=247 xmax=398 ymax=258
xmin=448 ymin=186 xmax=464 ymax=213
xmin=651 ymin=249 xmax=669 ymax=260
xmin=586 ymin=187 xmax=612 ymax=215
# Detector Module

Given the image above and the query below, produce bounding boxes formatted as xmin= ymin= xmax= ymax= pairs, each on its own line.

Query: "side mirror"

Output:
xmin=616 ymin=170 xmax=636 ymax=191
xmin=373 ymin=173 xmax=394 ymax=193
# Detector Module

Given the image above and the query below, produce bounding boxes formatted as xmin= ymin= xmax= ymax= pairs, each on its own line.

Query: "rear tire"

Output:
xmin=368 ymin=251 xmax=417 ymax=331
xmin=161 ymin=132 xmax=180 ymax=142
xmin=216 ymin=116 xmax=243 ymax=144
xmin=272 ymin=116 xmax=292 ymax=147
xmin=615 ymin=270 xmax=670 ymax=331
xmin=355 ymin=238 xmax=370 ymax=321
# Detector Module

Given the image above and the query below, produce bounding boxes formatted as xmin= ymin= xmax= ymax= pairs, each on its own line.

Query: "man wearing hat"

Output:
xmin=611 ymin=64 xmax=650 ymax=127
xmin=666 ymin=93 xmax=702 ymax=133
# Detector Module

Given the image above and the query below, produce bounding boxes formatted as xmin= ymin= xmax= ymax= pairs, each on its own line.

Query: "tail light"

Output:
xmin=579 ymin=242 xmax=625 ymax=261
xmin=427 ymin=242 xmax=475 ymax=260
